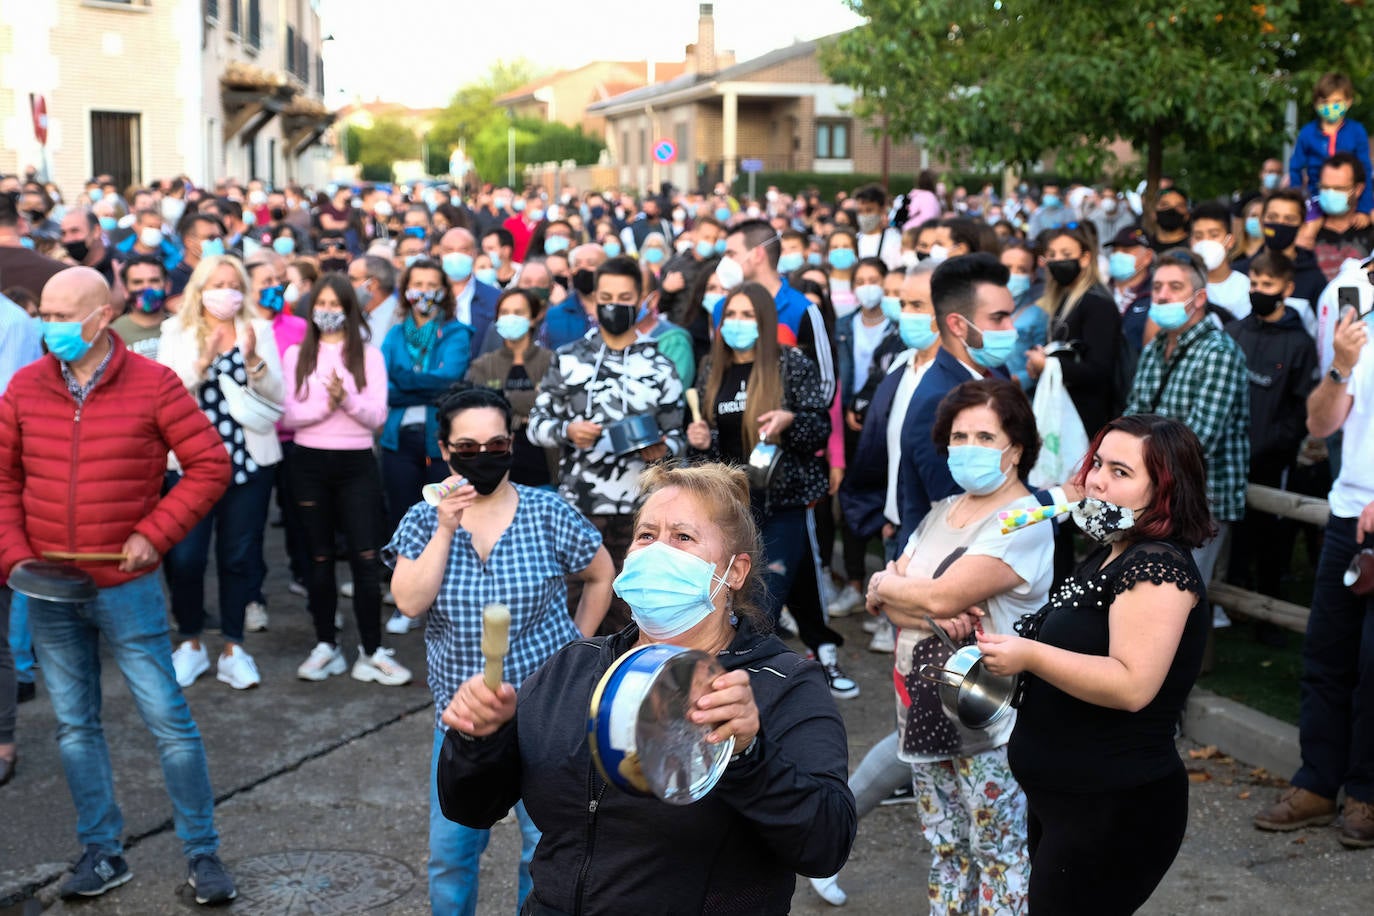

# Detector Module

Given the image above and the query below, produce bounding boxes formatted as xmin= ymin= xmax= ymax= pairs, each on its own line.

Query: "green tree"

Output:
xmin=352 ymin=115 xmax=422 ymax=182
xmin=823 ymin=1 xmax=1374 ymax=217
xmin=425 ymin=59 xmax=541 ymax=180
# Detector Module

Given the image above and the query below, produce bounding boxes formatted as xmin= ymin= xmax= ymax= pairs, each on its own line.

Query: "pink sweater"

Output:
xmin=281 ymin=341 xmax=389 ymax=450
xmin=272 ymin=313 xmax=308 ymax=441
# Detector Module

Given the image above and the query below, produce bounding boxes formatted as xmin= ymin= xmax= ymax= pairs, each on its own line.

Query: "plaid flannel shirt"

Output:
xmin=1125 ymin=319 xmax=1250 ymax=522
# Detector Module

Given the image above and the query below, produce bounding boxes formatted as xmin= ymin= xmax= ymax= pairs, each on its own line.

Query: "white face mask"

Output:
xmin=1191 ymin=239 xmax=1227 ymax=272
xmin=928 ymin=244 xmax=950 ymax=264
xmin=714 ymin=255 xmax=745 ymax=289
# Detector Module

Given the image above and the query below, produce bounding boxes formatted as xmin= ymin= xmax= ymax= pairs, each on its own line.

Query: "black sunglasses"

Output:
xmin=445 ymin=436 xmax=513 ymax=458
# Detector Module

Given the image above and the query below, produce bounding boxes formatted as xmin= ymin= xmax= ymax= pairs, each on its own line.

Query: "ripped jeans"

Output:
xmin=756 ymin=506 xmax=843 ymax=652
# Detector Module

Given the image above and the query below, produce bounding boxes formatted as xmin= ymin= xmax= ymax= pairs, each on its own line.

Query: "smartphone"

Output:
xmin=1338 ymin=286 xmax=1361 ymax=319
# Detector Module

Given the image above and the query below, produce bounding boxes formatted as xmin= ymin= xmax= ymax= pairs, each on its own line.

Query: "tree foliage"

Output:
xmin=823 ymin=0 xmax=1374 ymax=210
xmin=351 ymin=115 xmax=421 ymax=183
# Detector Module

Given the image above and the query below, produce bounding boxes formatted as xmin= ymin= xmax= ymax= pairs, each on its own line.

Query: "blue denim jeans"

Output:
xmin=26 ymin=572 xmax=218 ymax=859
xmin=164 ymin=464 xmax=274 ymax=644
xmin=1295 ymin=514 xmax=1374 ymax=803
xmin=8 ymin=589 xmax=34 ymax=685
xmin=429 ymin=728 xmax=537 ymax=916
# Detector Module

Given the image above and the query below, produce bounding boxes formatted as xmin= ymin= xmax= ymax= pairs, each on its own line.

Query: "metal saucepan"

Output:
xmin=1345 ymin=548 xmax=1374 ymax=596
xmin=588 ymin=643 xmax=735 ymax=805
xmin=745 ymin=431 xmax=782 ymax=491
xmin=606 ymin=414 xmax=662 ymax=457
xmin=7 ymin=559 xmax=99 ymax=604
xmin=917 ymin=615 xmax=1017 ymax=730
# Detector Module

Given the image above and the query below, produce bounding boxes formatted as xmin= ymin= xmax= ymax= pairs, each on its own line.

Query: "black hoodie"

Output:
xmin=1224 ymin=306 xmax=1319 ymax=469
xmin=438 ymin=618 xmax=855 ymax=915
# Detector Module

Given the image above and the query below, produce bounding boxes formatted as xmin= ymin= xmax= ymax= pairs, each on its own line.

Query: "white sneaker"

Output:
xmin=384 ymin=610 xmax=423 ymax=635
xmin=216 ymin=645 xmax=261 ymax=690
xmin=287 ymin=580 xmax=308 ymax=598
xmin=339 ymin=581 xmax=355 ymax=599
xmin=296 ymin=642 xmax=346 ymax=681
xmin=172 ymin=640 xmax=210 ymax=688
xmin=817 ymin=643 xmax=860 ymax=699
xmin=809 ymin=874 xmax=848 ymax=906
xmin=828 ymin=584 xmax=863 ymax=617
xmin=777 ymin=608 xmax=799 ymax=638
xmin=862 ymin=615 xmax=882 ymax=634
xmin=244 ymin=601 xmax=269 ymax=632
xmin=868 ymin=620 xmax=896 ymax=653
xmin=351 ymin=646 xmax=412 ymax=686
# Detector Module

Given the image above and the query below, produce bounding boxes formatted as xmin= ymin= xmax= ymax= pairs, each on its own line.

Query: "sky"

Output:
xmin=318 ymin=0 xmax=866 ymax=109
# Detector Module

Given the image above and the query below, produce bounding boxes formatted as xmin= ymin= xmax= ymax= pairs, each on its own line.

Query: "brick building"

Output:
xmin=588 ymin=4 xmax=928 ymax=194
xmin=0 ymin=0 xmax=332 ymax=196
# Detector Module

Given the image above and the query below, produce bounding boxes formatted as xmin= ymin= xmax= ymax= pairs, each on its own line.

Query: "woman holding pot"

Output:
xmin=433 ymin=462 xmax=855 ymax=914
xmin=860 ymin=378 xmax=1053 ymax=913
xmin=977 ymin=414 xmax=1212 ymax=915
xmin=684 ymin=283 xmax=855 ymax=699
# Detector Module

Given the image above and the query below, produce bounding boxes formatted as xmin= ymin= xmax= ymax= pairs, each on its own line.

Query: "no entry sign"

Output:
xmin=653 ymin=139 xmax=676 ymax=164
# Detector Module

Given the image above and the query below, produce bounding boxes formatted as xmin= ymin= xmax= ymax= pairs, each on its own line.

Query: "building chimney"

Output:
xmin=695 ymin=4 xmax=716 ymax=76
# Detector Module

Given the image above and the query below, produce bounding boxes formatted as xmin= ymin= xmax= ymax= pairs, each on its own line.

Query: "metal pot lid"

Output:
xmin=7 ymin=559 xmax=99 ymax=604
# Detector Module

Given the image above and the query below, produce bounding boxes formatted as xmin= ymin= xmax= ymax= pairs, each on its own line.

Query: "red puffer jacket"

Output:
xmin=0 ymin=334 xmax=231 ymax=588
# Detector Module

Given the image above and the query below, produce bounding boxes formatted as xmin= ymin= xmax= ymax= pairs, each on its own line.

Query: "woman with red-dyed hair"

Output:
xmin=977 ymin=413 xmax=1213 ymax=915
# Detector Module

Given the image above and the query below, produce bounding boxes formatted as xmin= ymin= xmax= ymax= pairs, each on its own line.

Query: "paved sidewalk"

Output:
xmin=2 ymin=541 xmax=1372 ymax=914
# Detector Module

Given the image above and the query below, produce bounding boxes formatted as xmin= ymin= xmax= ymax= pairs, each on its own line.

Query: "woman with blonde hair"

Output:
xmin=1024 ymin=225 xmax=1121 ymax=438
xmin=158 ymin=253 xmax=283 ymax=691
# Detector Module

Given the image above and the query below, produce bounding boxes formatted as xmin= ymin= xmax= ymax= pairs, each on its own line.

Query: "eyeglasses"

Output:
xmin=445 ymin=436 xmax=513 ymax=457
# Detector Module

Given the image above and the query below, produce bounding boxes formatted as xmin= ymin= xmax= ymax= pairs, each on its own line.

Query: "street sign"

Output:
xmin=30 ymin=94 xmax=48 ymax=146
xmin=653 ymin=139 xmax=677 ymax=164
xmin=741 ymin=158 xmax=764 ymax=173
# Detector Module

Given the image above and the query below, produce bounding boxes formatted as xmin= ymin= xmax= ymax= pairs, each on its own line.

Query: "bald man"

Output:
xmin=537 ymin=244 xmax=606 ymax=350
xmin=437 ymin=227 xmax=501 ymax=357
xmin=0 ymin=268 xmax=238 ymax=903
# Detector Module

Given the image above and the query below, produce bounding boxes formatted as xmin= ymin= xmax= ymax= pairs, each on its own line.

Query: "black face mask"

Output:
xmin=1263 ymin=222 xmax=1299 ymax=251
xmin=1155 ymin=208 xmax=1188 ymax=232
xmin=1046 ymin=258 xmax=1082 ymax=287
xmin=1249 ymin=290 xmax=1284 ymax=318
xmin=65 ymin=239 xmax=90 ymax=262
xmin=553 ymin=274 xmax=571 ymax=291
xmin=597 ymin=303 xmax=637 ymax=336
xmin=269 ymin=206 xmax=286 ymax=222
xmin=448 ymin=451 xmax=512 ymax=496
xmin=916 ymin=250 xmax=931 ymax=262
xmin=572 ymin=269 xmax=596 ymax=296
xmin=320 ymin=256 xmax=349 ymax=273
xmin=589 ymin=206 xmax=606 ymax=221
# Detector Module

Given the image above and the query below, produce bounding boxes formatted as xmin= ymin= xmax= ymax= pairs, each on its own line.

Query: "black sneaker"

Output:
xmin=16 ymin=681 xmax=35 ymax=703
xmin=188 ymin=853 xmax=237 ymax=905
xmin=60 ymin=845 xmax=132 ymax=898
xmin=879 ymin=784 xmax=917 ymax=806
xmin=816 ymin=644 xmax=860 ymax=699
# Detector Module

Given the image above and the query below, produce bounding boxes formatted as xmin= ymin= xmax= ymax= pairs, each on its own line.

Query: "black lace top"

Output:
xmin=1007 ymin=539 xmax=1207 ymax=793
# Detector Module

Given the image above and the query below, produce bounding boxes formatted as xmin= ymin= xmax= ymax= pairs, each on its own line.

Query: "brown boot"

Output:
xmin=1339 ymin=798 xmax=1374 ymax=849
xmin=1253 ymin=786 xmax=1337 ymax=831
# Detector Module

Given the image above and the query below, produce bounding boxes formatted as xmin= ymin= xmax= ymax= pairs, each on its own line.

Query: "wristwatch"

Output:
xmin=1328 ymin=366 xmax=1352 ymax=384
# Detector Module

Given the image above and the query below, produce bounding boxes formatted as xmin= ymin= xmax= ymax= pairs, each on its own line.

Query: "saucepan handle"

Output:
xmin=924 ymin=615 xmax=959 ymax=652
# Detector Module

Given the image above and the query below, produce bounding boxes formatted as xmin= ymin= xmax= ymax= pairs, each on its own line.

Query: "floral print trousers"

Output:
xmin=911 ymin=745 xmax=1029 ymax=915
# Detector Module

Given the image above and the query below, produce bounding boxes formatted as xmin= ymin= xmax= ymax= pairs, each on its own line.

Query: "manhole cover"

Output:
xmin=223 ymin=850 xmax=416 ymax=914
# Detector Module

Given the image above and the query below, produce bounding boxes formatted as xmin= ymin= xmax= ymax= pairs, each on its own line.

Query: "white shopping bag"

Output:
xmin=1028 ymin=358 xmax=1090 ymax=489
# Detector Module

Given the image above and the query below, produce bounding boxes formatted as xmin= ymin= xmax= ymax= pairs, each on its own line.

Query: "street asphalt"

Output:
xmin=2 ymin=527 xmax=1372 ymax=915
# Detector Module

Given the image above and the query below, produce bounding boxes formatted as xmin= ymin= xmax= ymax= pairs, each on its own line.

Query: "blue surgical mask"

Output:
xmin=1245 ymin=216 xmax=1263 ymax=239
xmin=442 ymin=252 xmax=473 ymax=281
xmin=702 ymin=292 xmax=725 ymax=315
xmin=89 ymin=188 xmax=104 ymax=203
xmin=714 ymin=238 xmax=728 ymax=256
xmin=720 ymin=318 xmax=760 ymax=351
xmin=1007 ymin=274 xmax=1033 ymax=299
xmin=880 ymin=296 xmax=903 ymax=322
xmin=200 ymin=237 xmax=226 ymax=258
xmin=967 ymin=327 xmax=1017 ymax=368
xmin=855 ymin=284 xmax=884 ymax=310
xmin=828 ymin=248 xmax=857 ymax=271
xmin=544 ymin=236 xmax=570 ymax=255
xmin=259 ymin=284 xmax=286 ymax=312
xmin=899 ymin=312 xmax=938 ymax=350
xmin=489 ymin=252 xmax=503 ymax=269
xmin=353 ymin=282 xmax=373 ymax=305
xmin=42 ymin=311 xmax=100 ymax=362
xmin=272 ymin=236 xmax=296 ymax=256
xmin=98 ymin=216 xmax=117 ymax=233
xmin=1319 ymin=188 xmax=1351 ymax=216
xmin=946 ymin=445 xmax=1009 ymax=496
xmin=495 ymin=314 xmax=531 ymax=340
xmin=1261 ymin=173 xmax=1280 ymax=191
xmin=714 ymin=207 xmax=732 ymax=222
xmin=1149 ymin=300 xmax=1192 ymax=331
xmin=512 ymin=198 xmax=527 ymax=213
xmin=642 ymin=247 xmax=665 ymax=265
xmin=1042 ymin=194 xmax=1061 ymax=209
xmin=695 ymin=240 xmax=716 ymax=259
xmin=1108 ymin=252 xmax=1139 ymax=281
xmin=613 ymin=542 xmax=734 ymax=640
xmin=474 ymin=267 xmax=498 ymax=286
xmin=806 ymin=252 xmax=823 ymax=266
xmin=603 ymin=240 xmax=622 ymax=257
xmin=776 ymin=252 xmax=804 ymax=274
xmin=404 ymin=254 xmax=421 ymax=269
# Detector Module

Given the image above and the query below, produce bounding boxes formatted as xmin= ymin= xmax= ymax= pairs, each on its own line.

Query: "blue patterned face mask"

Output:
xmin=613 ymin=542 xmax=735 ymax=640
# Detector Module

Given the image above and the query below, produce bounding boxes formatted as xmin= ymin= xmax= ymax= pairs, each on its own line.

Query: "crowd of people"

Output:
xmin=2 ymin=68 xmax=1374 ymax=914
